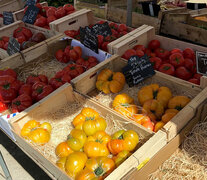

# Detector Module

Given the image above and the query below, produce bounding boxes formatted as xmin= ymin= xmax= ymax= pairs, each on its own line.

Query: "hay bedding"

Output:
xmin=148 ymin=119 xmax=207 ymax=180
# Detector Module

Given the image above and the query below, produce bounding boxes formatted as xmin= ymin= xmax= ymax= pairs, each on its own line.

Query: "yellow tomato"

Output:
xmin=55 ymin=142 xmax=73 ymax=158
xmin=56 ymin=157 xmax=67 ymax=170
xmin=40 ymin=122 xmax=52 ymax=133
xmin=28 ymin=128 xmax=50 ymax=145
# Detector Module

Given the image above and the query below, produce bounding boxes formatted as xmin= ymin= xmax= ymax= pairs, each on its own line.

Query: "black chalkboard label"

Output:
xmin=92 ymin=22 xmax=112 ymax=37
xmin=7 ymin=37 xmax=21 ymax=56
xmin=122 ymin=55 xmax=155 ymax=87
xmin=22 ymin=5 xmax=39 ymax=24
xmin=187 ymin=3 xmax=206 ymax=10
xmin=3 ymin=12 xmax=14 ymax=25
xmin=25 ymin=0 xmax=36 ymax=7
xmin=196 ymin=51 xmax=207 ymax=75
xmin=80 ymin=27 xmax=98 ymax=54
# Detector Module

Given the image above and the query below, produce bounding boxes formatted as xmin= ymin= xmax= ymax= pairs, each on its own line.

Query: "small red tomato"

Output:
xmin=183 ymin=48 xmax=195 ymax=60
xmin=159 ymin=63 xmax=175 ymax=76
xmin=122 ymin=49 xmax=137 ymax=60
xmin=194 ymin=74 xmax=202 ymax=81
xmin=184 ymin=58 xmax=194 ymax=70
xmin=170 ymin=48 xmax=182 ymax=55
xmin=64 ymin=30 xmax=78 ymax=38
xmin=188 ymin=78 xmax=199 ymax=85
xmin=46 ymin=7 xmax=56 ymax=17
xmin=155 ymin=48 xmax=170 ymax=61
xmin=150 ymin=57 xmax=162 ymax=70
xmin=118 ymin=24 xmax=127 ymax=32
xmin=63 ymin=4 xmax=75 ymax=12
xmin=34 ymin=17 xmax=47 ymax=27
xmin=0 ymin=101 xmax=8 ymax=113
xmin=109 ymin=22 xmax=118 ymax=30
xmin=111 ymin=29 xmax=119 ymax=38
xmin=175 ymin=66 xmax=192 ymax=80
xmin=55 ymin=49 xmax=68 ymax=63
xmin=101 ymin=42 xmax=109 ymax=52
xmin=148 ymin=40 xmax=160 ymax=50
xmin=55 ymin=7 xmax=66 ymax=19
xmin=19 ymin=84 xmax=32 ymax=96
xmin=133 ymin=45 xmax=146 ymax=52
xmin=169 ymin=53 xmax=185 ymax=67
xmin=47 ymin=15 xmax=57 ymax=24
xmin=136 ymin=50 xmax=144 ymax=57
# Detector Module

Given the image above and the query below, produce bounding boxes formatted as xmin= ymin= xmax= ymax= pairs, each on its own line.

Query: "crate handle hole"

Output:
xmin=68 ymin=20 xmax=77 ymax=25
xmin=128 ymin=40 xmax=138 ymax=48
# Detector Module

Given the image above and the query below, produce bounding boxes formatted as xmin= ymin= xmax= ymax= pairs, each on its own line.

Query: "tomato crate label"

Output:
xmin=25 ymin=0 xmax=37 ymax=7
xmin=122 ymin=55 xmax=155 ymax=87
xmin=196 ymin=51 xmax=207 ymax=75
xmin=3 ymin=12 xmax=14 ymax=25
xmin=80 ymin=27 xmax=98 ymax=54
xmin=7 ymin=37 xmax=20 ymax=56
xmin=91 ymin=22 xmax=112 ymax=37
xmin=22 ymin=5 xmax=39 ymax=24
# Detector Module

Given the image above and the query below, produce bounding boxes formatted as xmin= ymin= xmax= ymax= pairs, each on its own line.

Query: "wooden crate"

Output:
xmin=160 ymin=8 xmax=207 ymax=46
xmin=0 ymin=20 xmax=60 ymax=60
xmin=0 ymin=0 xmax=25 ymax=14
xmin=49 ymin=9 xmax=136 ymax=54
xmin=13 ymin=2 xmax=48 ymax=22
xmin=106 ymin=0 xmax=187 ymax=33
xmin=9 ymin=83 xmax=167 ymax=180
xmin=72 ymin=53 xmax=204 ymax=142
xmin=111 ymin=25 xmax=207 ymax=88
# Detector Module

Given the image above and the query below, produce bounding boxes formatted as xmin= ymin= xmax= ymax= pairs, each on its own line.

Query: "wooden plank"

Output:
xmin=0 ymin=0 xmax=24 ymax=14
xmin=10 ymin=83 xmax=161 ymax=180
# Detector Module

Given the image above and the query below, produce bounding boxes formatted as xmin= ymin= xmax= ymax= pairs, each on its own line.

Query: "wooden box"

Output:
xmin=111 ymin=25 xmax=207 ymax=88
xmin=10 ymin=83 xmax=167 ymax=180
xmin=0 ymin=20 xmax=60 ymax=60
xmin=72 ymin=54 xmax=204 ymax=142
xmin=0 ymin=0 xmax=25 ymax=14
xmin=49 ymin=9 xmax=135 ymax=54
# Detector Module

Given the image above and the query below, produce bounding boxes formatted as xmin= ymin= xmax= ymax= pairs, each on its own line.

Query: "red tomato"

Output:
xmin=55 ymin=49 xmax=68 ymax=63
xmin=11 ymin=80 xmax=24 ymax=91
xmin=35 ymin=3 xmax=42 ymax=10
xmin=13 ymin=27 xmax=33 ymax=41
xmin=144 ymin=48 xmax=151 ymax=57
xmin=64 ymin=64 xmax=85 ymax=79
xmin=49 ymin=77 xmax=65 ymax=90
xmin=194 ymin=74 xmax=202 ymax=81
xmin=118 ymin=31 xmax=128 ymax=37
xmin=0 ymin=101 xmax=8 ymax=113
xmin=3 ymin=42 xmax=8 ymax=50
xmin=170 ymin=48 xmax=182 ymax=55
xmin=175 ymin=66 xmax=192 ymax=80
xmin=136 ymin=50 xmax=144 ymax=57
xmin=19 ymin=84 xmax=32 ymax=96
xmin=150 ymin=57 xmax=162 ymax=70
xmin=47 ymin=15 xmax=57 ymax=24
xmin=76 ymin=56 xmax=98 ymax=69
xmin=105 ymin=35 xmax=116 ymax=42
xmin=0 ymin=40 xmax=4 ymax=48
xmin=26 ymin=74 xmax=48 ymax=85
xmin=101 ymin=42 xmax=109 ymax=52
xmin=46 ymin=8 xmax=56 ymax=17
xmin=188 ymin=78 xmax=199 ymax=85
xmin=118 ymin=24 xmax=127 ymax=32
xmin=0 ymin=68 xmax=17 ymax=79
xmin=63 ymin=4 xmax=75 ymax=12
xmin=97 ymin=35 xmax=104 ymax=48
xmin=159 ymin=63 xmax=175 ymax=76
xmin=11 ymin=94 xmax=33 ymax=113
xmin=183 ymin=48 xmax=195 ymax=60
xmin=64 ymin=30 xmax=78 ymax=38
xmin=2 ymin=36 xmax=9 ymax=43
xmin=148 ymin=40 xmax=160 ymax=50
xmin=155 ymin=48 xmax=170 ymax=60
xmin=122 ymin=49 xmax=136 ymax=60
xmin=133 ymin=45 xmax=146 ymax=52
xmin=111 ymin=29 xmax=119 ymax=38
xmin=97 ymin=20 xmax=106 ymax=24
xmin=64 ymin=46 xmax=82 ymax=62
xmin=34 ymin=17 xmax=47 ymax=27
xmin=55 ymin=7 xmax=66 ymax=19
xmin=109 ymin=22 xmax=118 ymax=30
xmin=184 ymin=58 xmax=194 ymax=70
xmin=17 ymin=35 xmax=26 ymax=44
xmin=169 ymin=53 xmax=184 ymax=67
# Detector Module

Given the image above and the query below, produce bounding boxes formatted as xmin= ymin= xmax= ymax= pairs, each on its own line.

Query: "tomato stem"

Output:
xmin=94 ymin=166 xmax=104 ymax=176
xmin=175 ymin=105 xmax=182 ymax=111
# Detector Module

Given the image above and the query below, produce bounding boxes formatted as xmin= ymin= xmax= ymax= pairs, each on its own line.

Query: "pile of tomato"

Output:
xmin=64 ymin=21 xmax=131 ymax=52
xmin=24 ymin=3 xmax=75 ymax=29
xmin=122 ymin=39 xmax=202 ymax=85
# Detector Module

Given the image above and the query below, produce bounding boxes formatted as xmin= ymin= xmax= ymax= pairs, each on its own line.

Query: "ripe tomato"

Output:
xmin=19 ymin=84 xmax=32 ymax=96
xmin=63 ymin=4 xmax=75 ymax=12
xmin=109 ymin=22 xmax=118 ymax=30
xmin=47 ymin=15 xmax=57 ymax=24
xmin=0 ymin=68 xmax=17 ymax=79
xmin=159 ymin=63 xmax=175 ymax=76
xmin=97 ymin=35 xmax=104 ymax=48
xmin=64 ymin=30 xmax=78 ymax=38
xmin=76 ymin=56 xmax=98 ymax=69
xmin=183 ymin=48 xmax=195 ymax=60
xmin=0 ymin=101 xmax=8 ymax=113
xmin=55 ymin=142 xmax=73 ymax=158
xmin=122 ymin=49 xmax=136 ymax=60
xmin=26 ymin=74 xmax=48 ymax=85
xmin=188 ymin=78 xmax=199 ymax=85
xmin=175 ymin=66 xmax=192 ymax=80
xmin=49 ymin=77 xmax=64 ymax=90
xmin=150 ymin=57 xmax=162 ymax=70
xmin=0 ymin=39 xmax=4 ymax=48
xmin=65 ymin=152 xmax=87 ymax=177
xmin=118 ymin=24 xmax=127 ymax=32
xmin=148 ymin=40 xmax=160 ymax=50
xmin=136 ymin=50 xmax=144 ymax=57
xmin=64 ymin=46 xmax=82 ymax=62
xmin=155 ymin=48 xmax=170 ymax=60
xmin=184 ymin=58 xmax=194 ymax=71
xmin=13 ymin=27 xmax=33 ymax=41
xmin=194 ymin=74 xmax=202 ymax=81
xmin=11 ymin=94 xmax=33 ymax=113
xmin=46 ymin=7 xmax=56 ymax=17
xmin=132 ymin=114 xmax=154 ymax=131
xmin=34 ymin=17 xmax=47 ymax=27
xmin=133 ymin=44 xmax=146 ymax=52
xmin=2 ymin=36 xmax=9 ymax=43
xmin=55 ymin=49 xmax=68 ymax=63
xmin=170 ymin=48 xmax=182 ymax=55
xmin=101 ymin=42 xmax=109 ymax=52
xmin=169 ymin=53 xmax=184 ymax=67
xmin=55 ymin=7 xmax=66 ymax=19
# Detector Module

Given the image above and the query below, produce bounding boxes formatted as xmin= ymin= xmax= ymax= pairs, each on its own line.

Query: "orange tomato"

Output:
xmin=132 ymin=114 xmax=154 ymax=131
xmin=154 ymin=121 xmax=165 ymax=132
xmin=55 ymin=142 xmax=73 ymax=158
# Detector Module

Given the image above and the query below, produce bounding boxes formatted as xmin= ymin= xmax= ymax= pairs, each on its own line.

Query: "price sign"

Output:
xmin=80 ymin=27 xmax=98 ymax=54
xmin=122 ymin=55 xmax=155 ymax=87
xmin=22 ymin=5 xmax=39 ymax=24
xmin=3 ymin=11 xmax=14 ymax=25
xmin=196 ymin=51 xmax=207 ymax=75
xmin=25 ymin=0 xmax=37 ymax=7
xmin=7 ymin=37 xmax=21 ymax=56
xmin=91 ymin=22 xmax=112 ymax=37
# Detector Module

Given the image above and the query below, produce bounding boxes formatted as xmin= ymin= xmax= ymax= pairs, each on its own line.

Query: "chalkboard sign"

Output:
xmin=25 ymin=0 xmax=36 ymax=7
xmin=92 ymin=22 xmax=112 ymax=37
xmin=187 ymin=3 xmax=206 ymax=10
xmin=122 ymin=55 xmax=155 ymax=87
xmin=3 ymin=12 xmax=14 ymax=25
xmin=141 ymin=1 xmax=160 ymax=17
xmin=22 ymin=5 xmax=39 ymax=24
xmin=80 ymin=27 xmax=98 ymax=53
xmin=7 ymin=37 xmax=21 ymax=56
xmin=196 ymin=51 xmax=207 ymax=75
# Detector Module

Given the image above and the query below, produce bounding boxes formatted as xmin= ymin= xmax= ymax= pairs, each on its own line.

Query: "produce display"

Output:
xmin=122 ymin=40 xmax=202 ymax=85
xmin=24 ymin=3 xmax=75 ymax=29
xmin=194 ymin=15 xmax=207 ymax=22
xmin=64 ymin=21 xmax=131 ymax=52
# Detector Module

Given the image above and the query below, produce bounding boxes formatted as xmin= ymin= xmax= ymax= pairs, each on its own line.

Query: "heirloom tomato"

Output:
xmin=150 ymin=57 xmax=162 ymax=70
xmin=113 ymin=150 xmax=131 ymax=167
xmin=155 ymin=48 xmax=170 ymax=60
xmin=175 ymin=66 xmax=192 ymax=80
xmin=169 ymin=53 xmax=184 ymax=67
xmin=56 ymin=157 xmax=66 ymax=170
xmin=121 ymin=49 xmax=136 ymax=60
xmin=0 ymin=101 xmax=8 ymax=113
xmin=19 ymin=84 xmax=32 ymax=96
xmin=55 ymin=142 xmax=73 ymax=158
xmin=159 ymin=63 xmax=175 ymax=76
xmin=148 ymin=40 xmax=160 ymax=50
